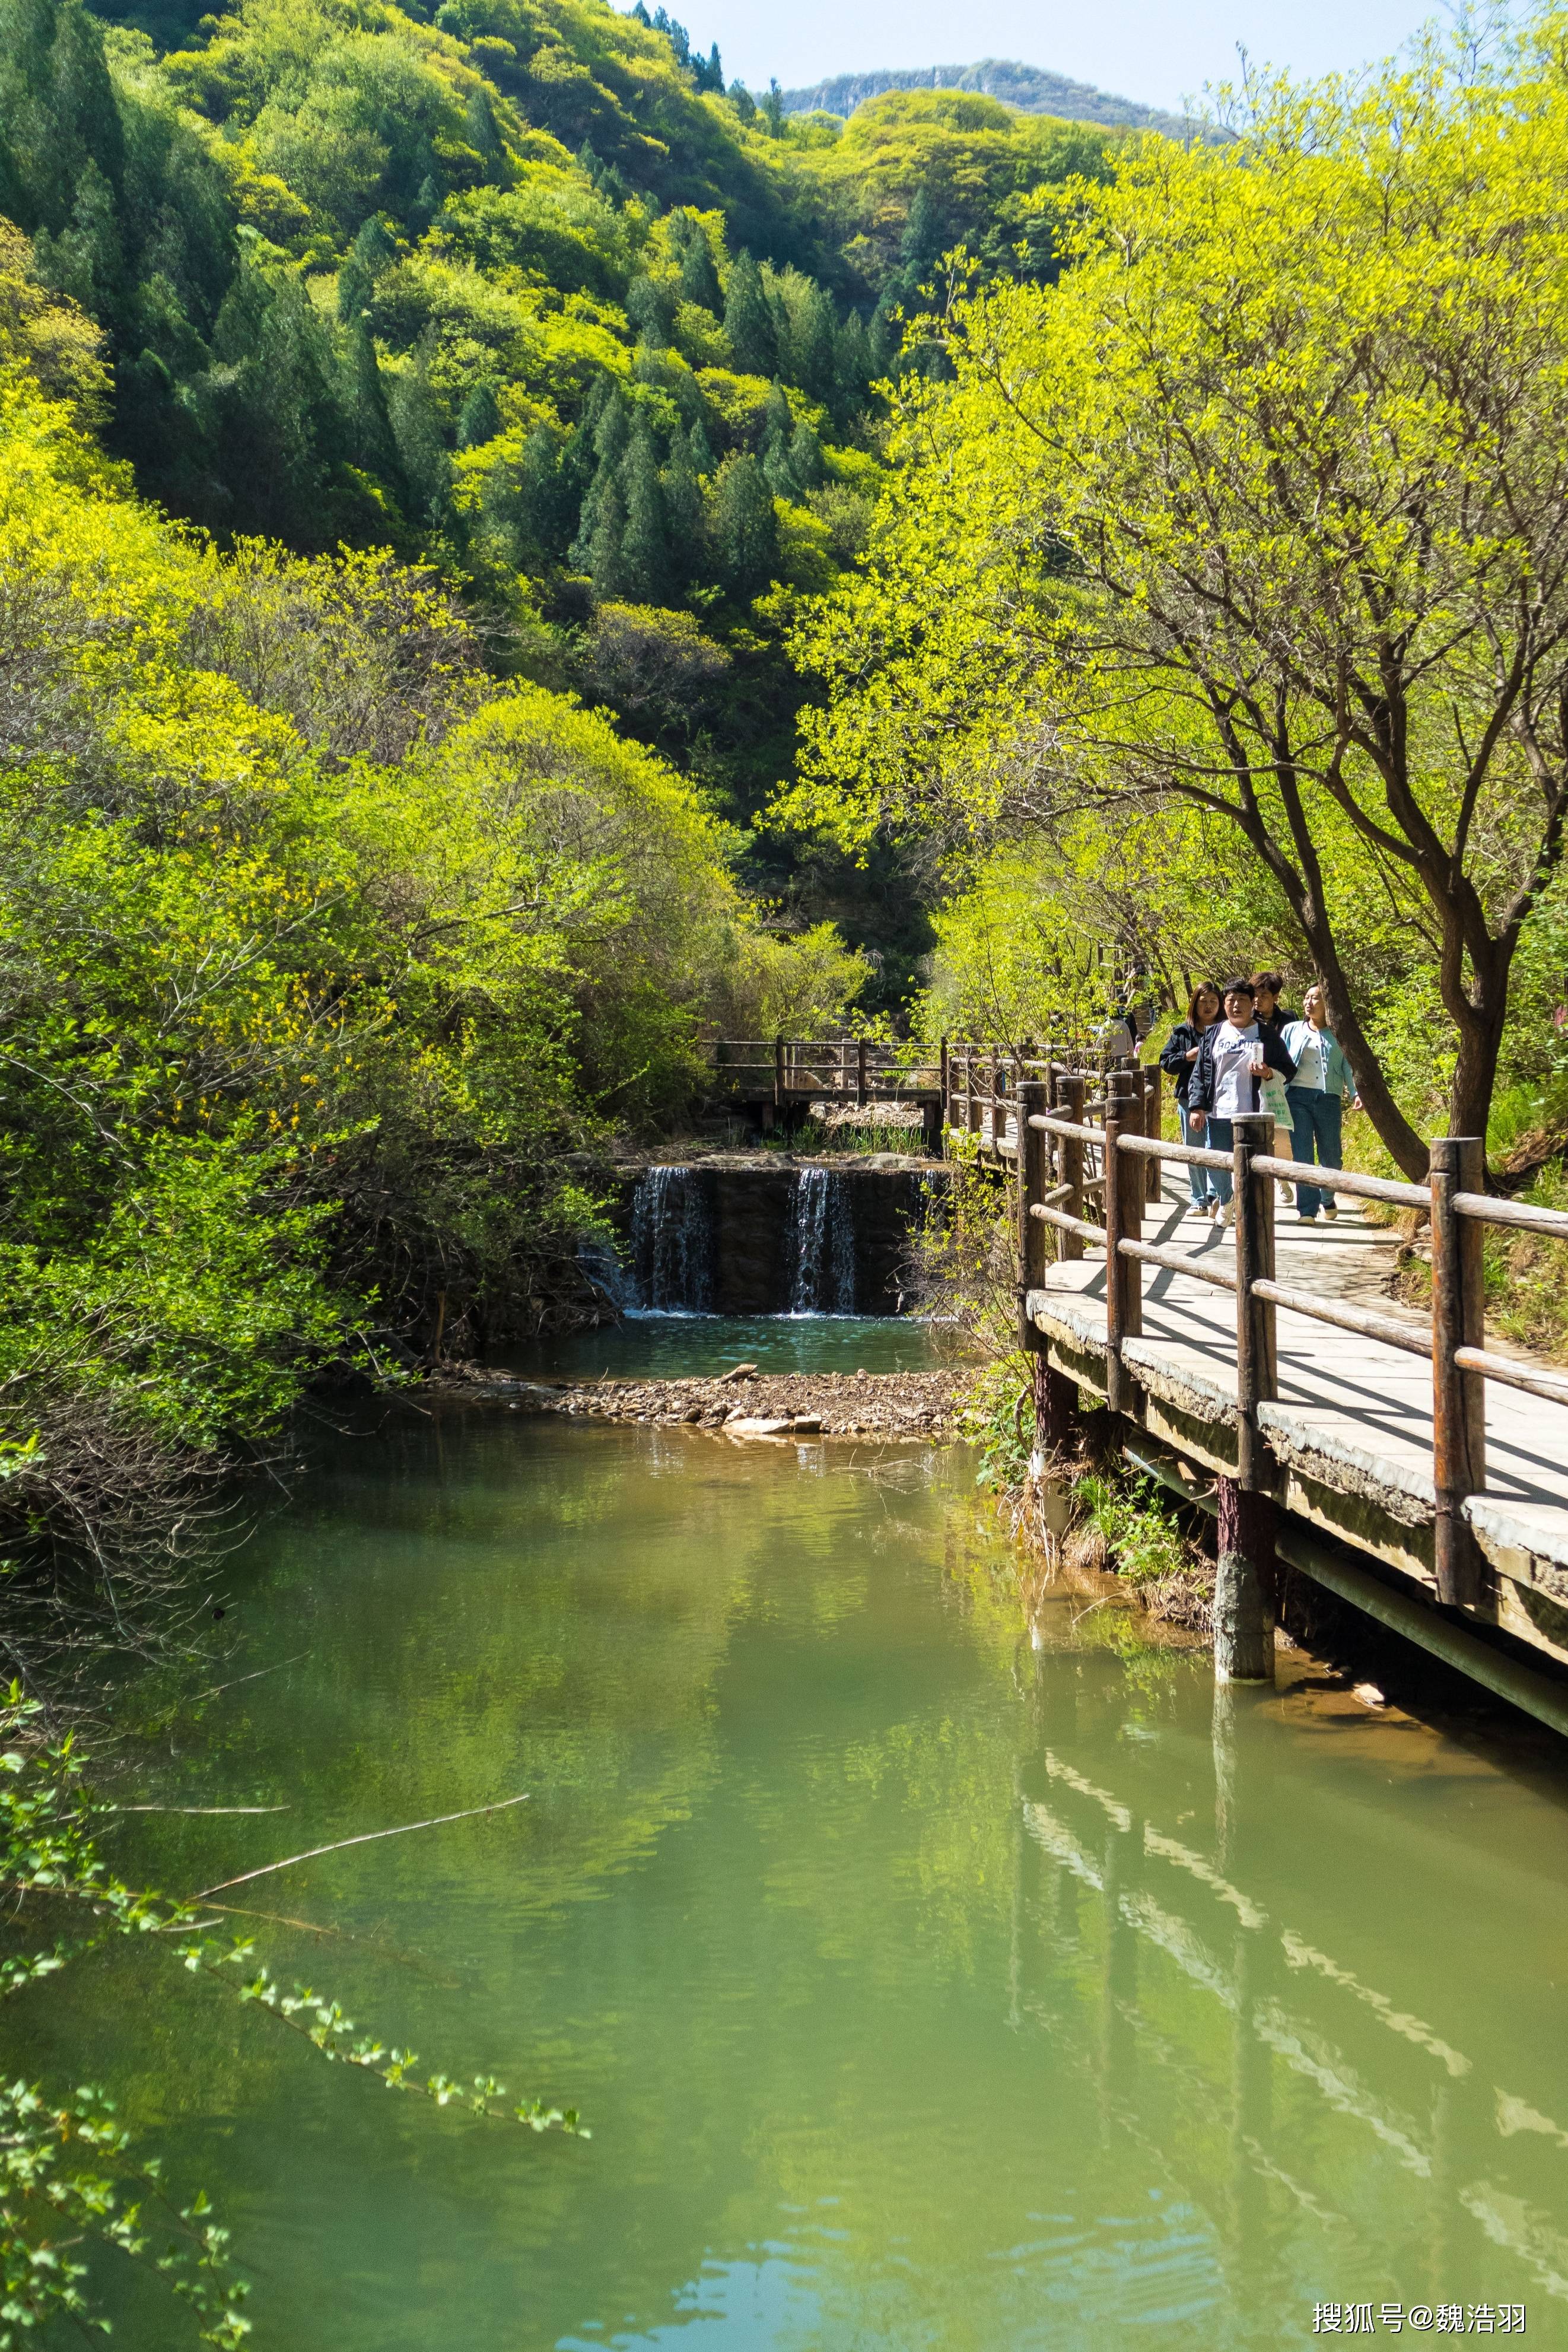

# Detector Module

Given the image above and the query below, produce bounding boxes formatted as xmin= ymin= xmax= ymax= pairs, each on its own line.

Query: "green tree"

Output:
xmin=457 ymin=376 xmax=503 ymax=446
xmin=675 ymin=214 xmax=721 ymax=311
xmin=783 ymin=22 xmax=1568 ymax=1169
xmin=618 ymin=414 xmax=667 ymax=599
xmin=709 ymin=450 xmax=776 ymax=596
xmin=387 ymin=351 xmax=452 ymax=528
xmin=723 ymin=248 xmax=775 ymax=375
xmin=660 ymin=436 xmax=702 ymax=573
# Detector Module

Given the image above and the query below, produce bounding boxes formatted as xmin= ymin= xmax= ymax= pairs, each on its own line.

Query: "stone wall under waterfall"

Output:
xmin=615 ymin=1158 xmax=943 ymax=1315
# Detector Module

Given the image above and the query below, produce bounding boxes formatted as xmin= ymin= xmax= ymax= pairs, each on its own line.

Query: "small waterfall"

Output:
xmin=629 ymin=1167 xmax=715 ymax=1313
xmin=576 ymin=1235 xmax=631 ymax=1318
xmin=789 ymin=1168 xmax=857 ymax=1315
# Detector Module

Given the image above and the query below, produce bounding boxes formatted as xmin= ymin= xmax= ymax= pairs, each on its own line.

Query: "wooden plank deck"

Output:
xmin=1026 ymin=1176 xmax=1568 ymax=1671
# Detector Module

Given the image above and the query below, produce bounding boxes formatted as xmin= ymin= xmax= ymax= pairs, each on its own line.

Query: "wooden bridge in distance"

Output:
xmin=704 ymin=1034 xmax=1568 ymax=1740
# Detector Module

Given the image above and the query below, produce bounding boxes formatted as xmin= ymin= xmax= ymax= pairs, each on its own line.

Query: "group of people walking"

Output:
xmin=1158 ymin=974 xmax=1362 ymax=1226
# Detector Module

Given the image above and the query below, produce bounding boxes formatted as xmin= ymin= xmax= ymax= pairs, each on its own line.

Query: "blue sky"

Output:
xmin=694 ymin=0 xmax=1448 ymax=115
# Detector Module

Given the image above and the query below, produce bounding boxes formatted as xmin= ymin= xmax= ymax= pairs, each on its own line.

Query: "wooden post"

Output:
xmin=1103 ymin=1068 xmax=1142 ymax=1415
xmin=1144 ymin=1063 xmax=1163 ymax=1205
xmin=1018 ymin=1078 xmax=1049 ymax=1295
xmin=1430 ymin=1135 xmax=1486 ymax=1609
xmin=1059 ymin=1072 xmax=1086 ymax=1263
xmin=1232 ymin=1113 xmax=1277 ymax=1493
xmin=774 ymin=1032 xmax=784 ymax=1113
xmin=1217 ymin=1111 xmax=1277 ymax=1684
xmin=1214 ymin=1480 xmax=1276 ymax=1683
xmin=968 ymin=1048 xmax=982 ymax=1139
xmin=940 ymin=1035 xmax=950 ymax=1126
xmin=988 ymin=1046 xmax=1000 ymax=1153
xmin=856 ymin=1034 xmax=868 ymax=1108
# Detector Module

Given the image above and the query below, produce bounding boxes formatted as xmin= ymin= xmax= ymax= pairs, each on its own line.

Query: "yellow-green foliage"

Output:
xmin=0 ymin=359 xmax=851 ymax=1555
xmin=797 ymin=88 xmax=1119 ymax=279
xmin=780 ymin=22 xmax=1568 ymax=1154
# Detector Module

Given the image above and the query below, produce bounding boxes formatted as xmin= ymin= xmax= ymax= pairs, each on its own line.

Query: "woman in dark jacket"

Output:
xmin=1159 ymin=981 xmax=1223 ymax=1217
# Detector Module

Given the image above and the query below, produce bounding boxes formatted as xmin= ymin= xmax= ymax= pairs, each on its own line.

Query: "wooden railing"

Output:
xmin=1016 ymin=1066 xmax=1568 ymax=1610
xmin=703 ymin=1035 xmax=1151 ymax=1130
xmin=705 ymin=1037 xmax=943 ymax=1106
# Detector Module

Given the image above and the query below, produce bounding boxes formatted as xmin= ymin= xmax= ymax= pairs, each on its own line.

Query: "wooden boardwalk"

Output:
xmin=1030 ymin=1173 xmax=1568 ymax=1672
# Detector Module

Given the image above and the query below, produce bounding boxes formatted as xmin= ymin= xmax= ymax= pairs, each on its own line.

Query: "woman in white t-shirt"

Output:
xmin=1188 ymin=979 xmax=1299 ymax=1226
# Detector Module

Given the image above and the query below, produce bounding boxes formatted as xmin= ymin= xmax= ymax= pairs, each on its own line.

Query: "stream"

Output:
xmin=19 ymin=1316 xmax=1568 ymax=2347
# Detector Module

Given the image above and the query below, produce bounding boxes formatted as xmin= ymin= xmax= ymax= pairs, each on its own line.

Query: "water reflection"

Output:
xmin=29 ymin=1413 xmax=1568 ymax=2350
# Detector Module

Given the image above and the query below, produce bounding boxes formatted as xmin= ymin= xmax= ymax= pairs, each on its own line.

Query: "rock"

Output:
xmin=791 ymin=1415 xmax=822 ymax=1434
xmin=720 ymin=1362 xmax=760 ymax=1382
xmin=726 ymin=1416 xmax=796 ymax=1439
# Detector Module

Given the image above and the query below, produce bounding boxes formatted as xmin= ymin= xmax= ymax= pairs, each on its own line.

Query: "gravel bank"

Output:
xmin=430 ymin=1366 xmax=960 ymax=1439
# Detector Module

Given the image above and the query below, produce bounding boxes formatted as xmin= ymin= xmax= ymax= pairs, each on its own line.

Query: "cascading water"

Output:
xmin=789 ymin=1167 xmax=857 ymax=1315
xmin=629 ymin=1166 xmax=715 ymax=1312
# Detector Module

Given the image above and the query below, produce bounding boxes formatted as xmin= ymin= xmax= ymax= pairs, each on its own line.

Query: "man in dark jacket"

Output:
xmin=1188 ymin=979 xmax=1297 ymax=1226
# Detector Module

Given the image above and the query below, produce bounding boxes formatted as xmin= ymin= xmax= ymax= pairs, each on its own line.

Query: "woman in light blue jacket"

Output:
xmin=1279 ymin=984 xmax=1362 ymax=1221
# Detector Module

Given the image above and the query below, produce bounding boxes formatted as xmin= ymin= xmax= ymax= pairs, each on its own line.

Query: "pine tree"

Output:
xmin=593 ymin=384 xmax=631 ymax=470
xmin=34 ymin=157 xmax=123 ymax=323
xmin=868 ymin=303 xmax=901 ymax=379
xmin=337 ymin=250 xmax=374 ymax=326
xmin=759 ymin=382 xmax=796 ymax=500
xmin=787 ymin=418 xmax=824 ymax=492
xmin=709 ymin=452 xmax=777 ymax=596
xmin=660 ymin=440 xmax=702 ymax=574
xmin=0 ymin=0 xmax=125 ymax=239
xmin=347 ymin=320 xmax=400 ymax=487
xmin=694 ymin=42 xmax=723 ymax=93
xmin=897 ymin=189 xmax=944 ymax=302
xmin=834 ymin=310 xmax=873 ymax=415
xmin=723 ymin=251 xmax=775 ymax=375
xmin=457 ymin=379 xmax=502 ymax=447
xmin=791 ymin=281 xmax=837 ymax=405
xmin=586 ymin=473 xmax=626 ymax=598
xmin=618 ymin=418 xmax=667 ymax=600
xmin=685 ymin=418 xmax=715 ymax=475
xmin=388 ymin=355 xmax=451 ymax=529
xmin=464 ymin=87 xmax=504 ymax=177
xmin=625 ymin=273 xmax=673 ymax=348
xmin=761 ymin=425 xmax=796 ymax=503
xmin=762 ymin=79 xmax=784 ymax=138
xmin=571 ymin=402 xmax=628 ymax=574
xmin=676 ymin=220 xmax=721 ymax=313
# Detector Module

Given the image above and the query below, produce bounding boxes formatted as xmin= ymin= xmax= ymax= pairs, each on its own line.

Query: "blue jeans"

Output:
xmin=1286 ymin=1086 xmax=1343 ymax=1216
xmin=1204 ymin=1115 xmax=1235 ymax=1204
xmin=1183 ymin=1104 xmax=1220 ymax=1203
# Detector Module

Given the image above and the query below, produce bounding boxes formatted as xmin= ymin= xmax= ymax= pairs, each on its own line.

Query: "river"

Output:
xmin=23 ymin=1318 xmax=1568 ymax=2347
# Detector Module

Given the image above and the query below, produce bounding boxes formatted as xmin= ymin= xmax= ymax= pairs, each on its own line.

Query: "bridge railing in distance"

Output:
xmin=703 ymin=1038 xmax=944 ymax=1107
xmin=1016 ymin=1065 xmax=1568 ymax=1620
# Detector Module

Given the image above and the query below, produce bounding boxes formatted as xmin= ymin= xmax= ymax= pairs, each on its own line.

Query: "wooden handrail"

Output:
xmin=1251 ymin=1279 xmax=1430 ymax=1358
xmin=1014 ymin=1067 xmax=1568 ymax=1612
xmin=1454 ymin=1190 xmax=1568 ymax=1238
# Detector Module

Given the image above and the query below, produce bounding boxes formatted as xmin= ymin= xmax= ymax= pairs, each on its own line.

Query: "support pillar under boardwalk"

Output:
xmin=1019 ymin=1292 xmax=1079 ymax=1473
xmin=1214 ymin=1476 xmax=1277 ymax=1684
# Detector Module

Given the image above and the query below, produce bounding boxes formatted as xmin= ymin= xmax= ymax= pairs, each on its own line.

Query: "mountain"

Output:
xmin=781 ymin=58 xmax=1199 ymax=137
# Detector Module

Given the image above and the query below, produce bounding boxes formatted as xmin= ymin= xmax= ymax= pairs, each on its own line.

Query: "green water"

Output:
xmin=501 ymin=1310 xmax=947 ymax=1380
xmin=26 ymin=1407 xmax=1568 ymax=2348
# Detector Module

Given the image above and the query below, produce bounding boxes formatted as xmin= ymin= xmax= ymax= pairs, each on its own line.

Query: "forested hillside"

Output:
xmin=0 ymin=0 xmax=1122 ymax=993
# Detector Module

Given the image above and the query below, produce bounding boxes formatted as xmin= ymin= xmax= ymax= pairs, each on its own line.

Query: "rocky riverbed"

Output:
xmin=430 ymin=1363 xmax=960 ymax=1439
